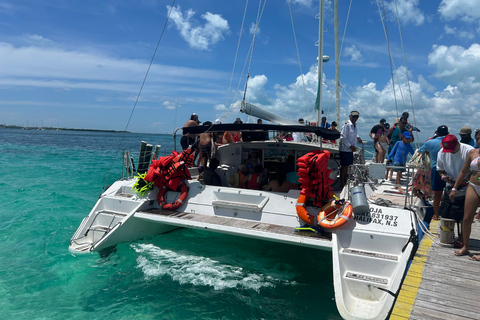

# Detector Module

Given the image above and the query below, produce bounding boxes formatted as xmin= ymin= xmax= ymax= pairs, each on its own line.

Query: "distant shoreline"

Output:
xmin=0 ymin=124 xmax=130 ymax=133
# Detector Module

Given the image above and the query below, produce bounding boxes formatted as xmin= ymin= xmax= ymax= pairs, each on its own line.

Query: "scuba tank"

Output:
xmin=350 ymin=185 xmax=369 ymax=214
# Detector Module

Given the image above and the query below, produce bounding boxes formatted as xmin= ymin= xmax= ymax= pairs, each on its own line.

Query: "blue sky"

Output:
xmin=1 ymin=0 xmax=479 ymax=141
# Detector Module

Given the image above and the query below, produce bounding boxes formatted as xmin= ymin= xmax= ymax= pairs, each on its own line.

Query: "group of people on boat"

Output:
xmin=369 ymin=114 xmax=480 ymax=261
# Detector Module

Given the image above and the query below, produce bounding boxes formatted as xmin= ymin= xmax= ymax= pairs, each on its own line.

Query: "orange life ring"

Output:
xmin=296 ymin=196 xmax=353 ymax=230
xmin=157 ymin=182 xmax=189 ymax=210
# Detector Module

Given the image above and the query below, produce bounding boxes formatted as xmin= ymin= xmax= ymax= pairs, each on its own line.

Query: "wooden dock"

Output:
xmin=390 ymin=219 xmax=480 ymax=319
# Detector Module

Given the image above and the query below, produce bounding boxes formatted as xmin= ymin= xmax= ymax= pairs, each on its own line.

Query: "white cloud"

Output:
xmin=214 ymin=104 xmax=226 ymax=111
xmin=444 ymin=25 xmax=475 ymax=39
xmin=439 ymin=0 xmax=480 ymax=22
xmin=385 ymin=0 xmax=425 ymax=26
xmin=343 ymin=45 xmax=362 ymax=62
xmin=167 ymin=5 xmax=230 ymax=51
xmin=291 ymin=0 xmax=314 ymax=7
xmin=428 ymin=43 xmax=480 ymax=84
xmin=162 ymin=101 xmax=178 ymax=110
xmin=249 ymin=22 xmax=260 ymax=35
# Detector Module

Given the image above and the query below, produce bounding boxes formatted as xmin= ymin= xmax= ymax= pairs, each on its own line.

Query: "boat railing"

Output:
xmin=122 ymin=150 xmax=135 ymax=180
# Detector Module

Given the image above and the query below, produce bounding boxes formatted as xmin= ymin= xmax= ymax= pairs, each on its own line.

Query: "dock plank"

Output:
xmin=392 ymin=219 xmax=480 ymax=319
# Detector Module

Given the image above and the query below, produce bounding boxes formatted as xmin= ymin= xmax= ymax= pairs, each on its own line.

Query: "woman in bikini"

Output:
xmin=452 ymin=129 xmax=480 ymax=259
xmin=375 ymin=123 xmax=390 ymax=163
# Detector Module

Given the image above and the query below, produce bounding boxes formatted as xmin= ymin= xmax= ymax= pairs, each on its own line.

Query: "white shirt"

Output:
xmin=292 ymin=132 xmax=303 ymax=142
xmin=436 ymin=143 xmax=474 ymax=185
xmin=339 ymin=120 xmax=359 ymax=152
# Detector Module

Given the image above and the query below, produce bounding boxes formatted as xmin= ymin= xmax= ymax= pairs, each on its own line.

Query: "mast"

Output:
xmin=316 ymin=0 xmax=325 ymax=126
xmin=334 ymin=0 xmax=340 ymax=125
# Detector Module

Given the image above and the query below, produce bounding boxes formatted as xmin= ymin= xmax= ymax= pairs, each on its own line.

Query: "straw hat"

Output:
xmin=227 ymin=172 xmax=239 ymax=187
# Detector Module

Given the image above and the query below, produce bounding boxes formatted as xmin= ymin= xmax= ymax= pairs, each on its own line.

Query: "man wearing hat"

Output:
xmin=320 ymin=117 xmax=330 ymax=129
xmin=459 ymin=126 xmax=475 ymax=147
xmin=417 ymin=125 xmax=449 ymax=220
xmin=181 ymin=113 xmax=200 ymax=150
xmin=437 ymin=134 xmax=474 ymax=243
xmin=339 ymin=111 xmax=363 ymax=188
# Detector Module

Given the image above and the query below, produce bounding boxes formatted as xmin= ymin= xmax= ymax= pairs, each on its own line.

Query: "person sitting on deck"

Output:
xmin=202 ymin=158 xmax=222 ymax=186
xmin=387 ymin=131 xmax=414 ymax=193
xmin=244 ymin=165 xmax=264 ymax=190
xmin=262 ymin=169 xmax=298 ymax=192
xmin=226 ymin=164 xmax=248 ymax=188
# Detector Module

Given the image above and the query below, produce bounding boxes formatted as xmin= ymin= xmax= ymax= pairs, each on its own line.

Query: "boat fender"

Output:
xmin=350 ymin=185 xmax=370 ymax=214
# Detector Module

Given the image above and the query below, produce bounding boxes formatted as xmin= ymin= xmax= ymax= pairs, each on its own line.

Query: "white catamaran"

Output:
xmin=70 ymin=1 xmax=428 ymax=319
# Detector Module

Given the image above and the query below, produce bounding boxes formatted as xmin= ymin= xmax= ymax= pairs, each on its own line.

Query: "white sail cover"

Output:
xmin=240 ymin=101 xmax=298 ymax=125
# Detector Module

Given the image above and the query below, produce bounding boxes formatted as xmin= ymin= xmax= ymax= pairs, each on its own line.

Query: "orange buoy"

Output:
xmin=296 ymin=197 xmax=353 ymax=230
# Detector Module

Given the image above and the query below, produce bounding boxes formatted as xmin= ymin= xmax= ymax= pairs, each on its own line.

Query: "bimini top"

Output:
xmin=181 ymin=123 xmax=340 ymax=141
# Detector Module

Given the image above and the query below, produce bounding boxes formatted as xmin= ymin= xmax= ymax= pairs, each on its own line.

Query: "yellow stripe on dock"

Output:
xmin=389 ymin=220 xmax=439 ymax=319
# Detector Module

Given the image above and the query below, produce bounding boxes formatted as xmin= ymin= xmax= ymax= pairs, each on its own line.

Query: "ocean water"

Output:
xmin=0 ymin=128 xmax=345 ymax=320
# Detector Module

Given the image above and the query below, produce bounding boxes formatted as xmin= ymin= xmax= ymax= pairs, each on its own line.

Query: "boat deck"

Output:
xmin=391 ymin=219 xmax=480 ymax=319
xmin=135 ymin=208 xmax=332 ymax=249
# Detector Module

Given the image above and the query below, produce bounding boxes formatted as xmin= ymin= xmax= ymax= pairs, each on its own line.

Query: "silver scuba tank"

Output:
xmin=350 ymin=185 xmax=369 ymax=214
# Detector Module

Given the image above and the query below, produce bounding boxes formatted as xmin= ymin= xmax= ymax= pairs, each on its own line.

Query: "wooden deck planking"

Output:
xmin=392 ymin=219 xmax=480 ymax=319
xmin=140 ymin=208 xmax=332 ymax=241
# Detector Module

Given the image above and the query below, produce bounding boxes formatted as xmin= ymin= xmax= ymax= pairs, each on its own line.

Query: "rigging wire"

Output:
xmin=287 ymin=0 xmax=310 ymax=116
xmin=393 ymin=0 xmax=419 ymax=147
xmin=223 ymin=0 xmax=250 ymax=118
xmin=376 ymin=0 xmax=399 ymax=119
xmin=243 ymin=0 xmax=267 ymax=102
xmin=101 ymin=0 xmax=177 ymax=194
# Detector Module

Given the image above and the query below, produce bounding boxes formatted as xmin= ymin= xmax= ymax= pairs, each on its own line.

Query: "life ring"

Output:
xmin=296 ymin=196 xmax=353 ymax=230
xmin=157 ymin=181 xmax=189 ymax=210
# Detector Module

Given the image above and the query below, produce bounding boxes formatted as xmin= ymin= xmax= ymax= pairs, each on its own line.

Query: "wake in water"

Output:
xmin=133 ymin=243 xmax=297 ymax=292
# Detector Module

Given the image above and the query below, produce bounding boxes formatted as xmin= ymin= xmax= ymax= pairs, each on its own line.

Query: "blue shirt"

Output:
xmin=320 ymin=122 xmax=331 ymax=129
xmin=388 ymin=141 xmax=414 ymax=165
xmin=418 ymin=136 xmax=443 ymax=168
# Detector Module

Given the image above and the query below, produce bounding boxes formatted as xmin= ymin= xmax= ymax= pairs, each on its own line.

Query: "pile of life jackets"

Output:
xmin=296 ymin=150 xmax=335 ymax=207
xmin=143 ymin=145 xmax=196 ymax=210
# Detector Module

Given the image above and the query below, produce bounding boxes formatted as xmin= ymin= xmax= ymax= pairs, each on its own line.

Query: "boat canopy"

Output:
xmin=182 ymin=123 xmax=340 ymax=141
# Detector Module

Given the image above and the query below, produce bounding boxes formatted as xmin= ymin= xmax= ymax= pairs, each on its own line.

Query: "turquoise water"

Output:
xmin=0 ymin=129 xmax=344 ymax=320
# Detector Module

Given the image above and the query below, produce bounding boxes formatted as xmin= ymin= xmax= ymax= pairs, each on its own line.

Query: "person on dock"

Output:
xmin=181 ymin=113 xmax=200 ymax=150
xmin=458 ymin=127 xmax=475 ymax=147
xmin=447 ymin=130 xmax=480 ymax=258
xmin=436 ymin=134 xmax=474 ymax=250
xmin=388 ymin=131 xmax=414 ymax=193
xmin=417 ymin=125 xmax=449 ymax=220
xmin=339 ymin=111 xmax=363 ymax=189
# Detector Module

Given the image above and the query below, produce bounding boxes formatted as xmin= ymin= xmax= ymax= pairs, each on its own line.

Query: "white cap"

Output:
xmin=215 ymin=119 xmax=221 ymax=124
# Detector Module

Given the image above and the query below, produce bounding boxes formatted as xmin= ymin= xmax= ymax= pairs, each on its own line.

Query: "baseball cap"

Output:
xmin=384 ymin=123 xmax=390 ymax=130
xmin=322 ymin=117 xmax=327 ymax=121
xmin=403 ymin=131 xmax=412 ymax=139
xmin=234 ymin=117 xmax=243 ymax=123
xmin=350 ymin=111 xmax=359 ymax=117
xmin=298 ymin=118 xmax=304 ymax=122
xmin=436 ymin=125 xmax=449 ymax=137
xmin=459 ymin=126 xmax=472 ymax=135
xmin=442 ymin=134 xmax=458 ymax=153
xmin=380 ymin=118 xmax=386 ymax=123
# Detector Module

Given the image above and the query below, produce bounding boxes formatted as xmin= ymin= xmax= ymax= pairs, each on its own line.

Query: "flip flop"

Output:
xmin=469 ymin=255 xmax=480 ymax=261
xmin=454 ymin=240 xmax=464 ymax=248
xmin=454 ymin=249 xmax=470 ymax=256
